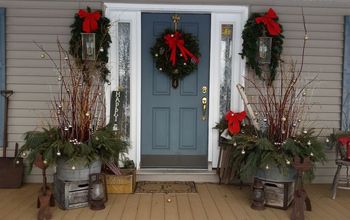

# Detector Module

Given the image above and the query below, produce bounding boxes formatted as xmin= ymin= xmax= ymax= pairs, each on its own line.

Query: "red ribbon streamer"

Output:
xmin=255 ymin=8 xmax=281 ymax=36
xmin=337 ymin=137 xmax=350 ymax=160
xmin=164 ymin=32 xmax=199 ymax=66
xmin=78 ymin=9 xmax=101 ymax=33
xmin=225 ymin=111 xmax=247 ymax=135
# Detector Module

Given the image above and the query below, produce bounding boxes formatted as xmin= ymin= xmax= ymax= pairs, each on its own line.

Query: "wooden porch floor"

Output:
xmin=0 ymin=183 xmax=350 ymax=220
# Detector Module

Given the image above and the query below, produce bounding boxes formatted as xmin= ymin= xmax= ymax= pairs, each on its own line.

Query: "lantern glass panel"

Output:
xmin=81 ymin=33 xmax=96 ymax=60
xmin=91 ymin=182 xmax=105 ymax=200
xmin=219 ymin=24 xmax=233 ymax=118
xmin=257 ymin=37 xmax=272 ymax=64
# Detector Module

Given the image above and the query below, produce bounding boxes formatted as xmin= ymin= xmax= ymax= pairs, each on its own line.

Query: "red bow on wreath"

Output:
xmin=78 ymin=9 xmax=101 ymax=33
xmin=225 ymin=111 xmax=247 ymax=135
xmin=164 ymin=32 xmax=199 ymax=66
xmin=255 ymin=8 xmax=281 ymax=36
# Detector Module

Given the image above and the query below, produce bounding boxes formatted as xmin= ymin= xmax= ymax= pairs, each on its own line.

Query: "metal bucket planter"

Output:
xmin=255 ymin=164 xmax=296 ymax=182
xmin=56 ymin=160 xmax=102 ymax=181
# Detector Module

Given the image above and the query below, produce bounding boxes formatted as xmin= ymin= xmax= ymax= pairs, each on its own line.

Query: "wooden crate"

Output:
xmin=106 ymin=169 xmax=136 ymax=193
xmin=54 ymin=175 xmax=89 ymax=209
xmin=256 ymin=177 xmax=295 ymax=209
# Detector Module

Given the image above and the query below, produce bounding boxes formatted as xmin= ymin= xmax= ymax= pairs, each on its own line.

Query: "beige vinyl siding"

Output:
xmin=0 ymin=0 xmax=348 ymax=183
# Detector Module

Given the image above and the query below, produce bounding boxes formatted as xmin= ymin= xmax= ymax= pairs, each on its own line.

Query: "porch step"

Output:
xmin=136 ymin=169 xmax=219 ymax=183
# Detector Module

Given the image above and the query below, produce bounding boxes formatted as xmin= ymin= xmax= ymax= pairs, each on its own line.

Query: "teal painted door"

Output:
xmin=141 ymin=13 xmax=210 ymax=168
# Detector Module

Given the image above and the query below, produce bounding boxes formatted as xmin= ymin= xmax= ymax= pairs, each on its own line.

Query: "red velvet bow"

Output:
xmin=78 ymin=9 xmax=101 ymax=33
xmin=164 ymin=32 xmax=199 ymax=66
xmin=255 ymin=8 xmax=281 ymax=36
xmin=337 ymin=137 xmax=350 ymax=160
xmin=225 ymin=111 xmax=247 ymax=135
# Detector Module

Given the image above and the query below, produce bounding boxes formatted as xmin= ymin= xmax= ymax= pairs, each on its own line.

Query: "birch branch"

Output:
xmin=236 ymin=83 xmax=260 ymax=130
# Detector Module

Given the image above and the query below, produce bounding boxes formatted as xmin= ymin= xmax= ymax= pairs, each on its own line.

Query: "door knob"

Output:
xmin=201 ymin=97 xmax=207 ymax=120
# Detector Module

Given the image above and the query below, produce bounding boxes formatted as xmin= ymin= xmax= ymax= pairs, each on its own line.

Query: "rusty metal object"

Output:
xmin=0 ymin=143 xmax=24 ymax=188
xmin=291 ymin=156 xmax=312 ymax=220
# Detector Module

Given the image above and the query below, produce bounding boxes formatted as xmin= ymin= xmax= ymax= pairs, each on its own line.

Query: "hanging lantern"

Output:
xmin=257 ymin=36 xmax=272 ymax=64
xmin=81 ymin=33 xmax=96 ymax=60
xmin=251 ymin=178 xmax=265 ymax=210
xmin=88 ymin=173 xmax=108 ymax=210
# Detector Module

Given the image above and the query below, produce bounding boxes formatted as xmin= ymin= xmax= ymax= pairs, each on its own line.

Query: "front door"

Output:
xmin=141 ymin=13 xmax=211 ymax=168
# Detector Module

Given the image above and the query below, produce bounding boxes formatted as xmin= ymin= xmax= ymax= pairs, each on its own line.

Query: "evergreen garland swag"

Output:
xmin=240 ymin=10 xmax=284 ymax=82
xmin=69 ymin=7 xmax=111 ymax=82
xmin=151 ymin=29 xmax=200 ymax=85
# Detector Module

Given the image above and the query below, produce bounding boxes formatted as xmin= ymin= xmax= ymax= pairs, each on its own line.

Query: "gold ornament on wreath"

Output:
xmin=150 ymin=14 xmax=201 ymax=88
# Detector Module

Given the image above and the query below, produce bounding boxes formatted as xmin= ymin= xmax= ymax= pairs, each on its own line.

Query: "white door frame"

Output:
xmin=104 ymin=3 xmax=248 ymax=170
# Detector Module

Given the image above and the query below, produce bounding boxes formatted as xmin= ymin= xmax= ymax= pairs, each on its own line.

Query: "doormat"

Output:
xmin=135 ymin=181 xmax=197 ymax=193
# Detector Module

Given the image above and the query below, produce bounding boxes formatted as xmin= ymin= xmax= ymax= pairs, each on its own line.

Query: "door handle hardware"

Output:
xmin=201 ymin=97 xmax=207 ymax=120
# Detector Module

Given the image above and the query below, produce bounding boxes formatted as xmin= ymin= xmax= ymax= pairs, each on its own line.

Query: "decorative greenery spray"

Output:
xmin=240 ymin=8 xmax=284 ymax=82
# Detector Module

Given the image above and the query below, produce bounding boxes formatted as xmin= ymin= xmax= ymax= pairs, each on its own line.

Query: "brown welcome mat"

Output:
xmin=135 ymin=181 xmax=197 ymax=193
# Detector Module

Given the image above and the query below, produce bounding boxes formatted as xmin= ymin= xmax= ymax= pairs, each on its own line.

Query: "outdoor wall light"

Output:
xmin=257 ymin=36 xmax=272 ymax=64
xmin=81 ymin=33 xmax=96 ymax=60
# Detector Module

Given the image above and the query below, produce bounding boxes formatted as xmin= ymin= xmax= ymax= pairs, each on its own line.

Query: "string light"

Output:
xmin=307 ymin=140 xmax=311 ymax=146
xmin=281 ymin=117 xmax=286 ymax=122
xmin=303 ymin=130 xmax=308 ymax=134
xmin=16 ymin=160 xmax=20 ymax=164
xmin=241 ymin=149 xmax=246 ymax=154
xmin=99 ymin=48 xmax=104 ymax=52
xmin=233 ymin=142 xmax=237 ymax=147
xmin=40 ymin=54 xmax=45 ymax=59
xmin=265 ymin=164 xmax=269 ymax=170
xmin=310 ymin=152 xmax=314 ymax=157
xmin=72 ymin=165 xmax=76 ymax=170
xmin=57 ymin=150 xmax=61 ymax=156
xmin=286 ymin=160 xmax=291 ymax=165
xmin=325 ymin=138 xmax=330 ymax=143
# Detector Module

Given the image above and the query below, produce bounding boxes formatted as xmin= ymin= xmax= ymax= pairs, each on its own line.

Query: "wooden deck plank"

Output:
xmin=0 ymin=184 xmax=38 ymax=218
xmin=227 ymin=185 xmax=265 ymax=220
xmin=8 ymin=195 xmax=37 ymax=220
xmin=106 ymin=194 xmax=128 ymax=220
xmin=77 ymin=207 xmax=96 ymax=220
xmin=216 ymin=184 xmax=250 ymax=220
xmin=121 ymin=194 xmax=140 ymax=220
xmin=196 ymin=184 xmax=222 ymax=220
xmin=91 ymin=194 xmax=117 ymax=220
xmin=176 ymin=193 xmax=193 ymax=220
xmin=150 ymin=193 xmax=165 ymax=220
xmin=187 ymin=193 xmax=208 ymax=220
xmin=307 ymin=184 xmax=350 ymax=220
xmin=1 ymin=183 xmax=350 ymax=220
xmin=164 ymin=193 xmax=179 ymax=220
xmin=206 ymin=184 xmax=236 ymax=220
xmin=135 ymin=193 xmax=152 ymax=220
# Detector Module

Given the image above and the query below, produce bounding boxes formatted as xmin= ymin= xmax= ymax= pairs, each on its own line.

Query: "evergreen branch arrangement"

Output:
xmin=150 ymin=29 xmax=200 ymax=81
xmin=220 ymin=8 xmax=326 ymax=181
xmin=240 ymin=9 xmax=284 ymax=82
xmin=18 ymin=40 xmax=128 ymax=169
xmin=69 ymin=7 xmax=111 ymax=82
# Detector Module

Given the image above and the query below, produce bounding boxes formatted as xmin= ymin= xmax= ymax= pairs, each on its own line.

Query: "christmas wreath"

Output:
xmin=69 ymin=7 xmax=111 ymax=82
xmin=241 ymin=8 xmax=284 ymax=82
xmin=151 ymin=29 xmax=200 ymax=88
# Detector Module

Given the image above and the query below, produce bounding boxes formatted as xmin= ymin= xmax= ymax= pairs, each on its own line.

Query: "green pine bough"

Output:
xmin=150 ymin=29 xmax=200 ymax=81
xmin=240 ymin=13 xmax=284 ymax=82
xmin=69 ymin=7 xmax=112 ymax=82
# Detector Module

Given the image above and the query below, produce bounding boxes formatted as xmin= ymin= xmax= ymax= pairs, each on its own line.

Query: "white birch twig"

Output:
xmin=236 ymin=83 xmax=260 ymax=130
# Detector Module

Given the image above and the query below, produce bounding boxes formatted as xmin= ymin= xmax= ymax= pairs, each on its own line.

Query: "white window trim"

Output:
xmin=104 ymin=3 xmax=248 ymax=170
